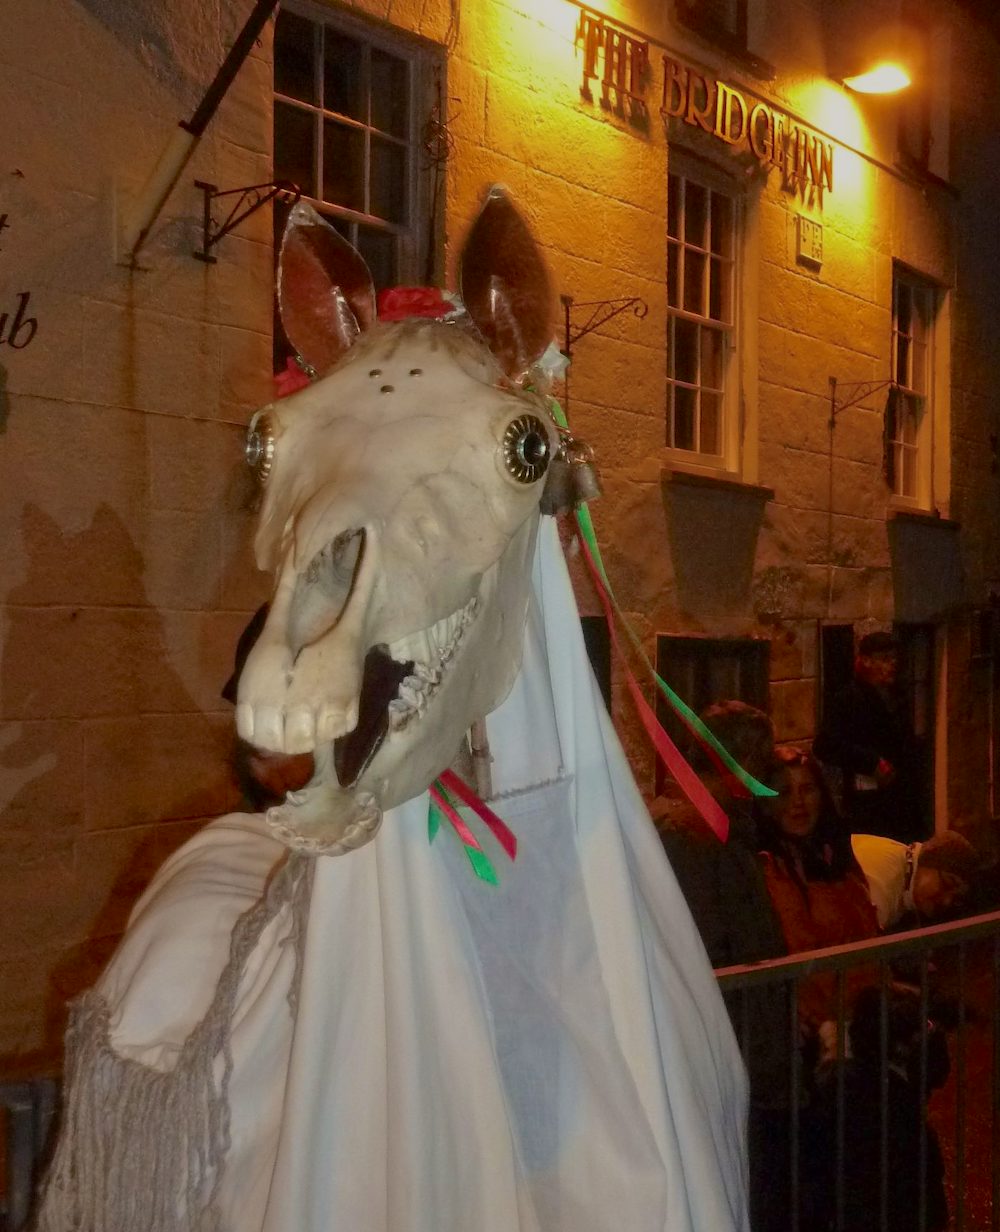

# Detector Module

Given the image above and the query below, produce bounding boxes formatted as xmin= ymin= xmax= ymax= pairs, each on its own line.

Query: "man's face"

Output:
xmin=858 ymin=651 xmax=898 ymax=688
xmin=912 ymin=867 xmax=969 ymax=919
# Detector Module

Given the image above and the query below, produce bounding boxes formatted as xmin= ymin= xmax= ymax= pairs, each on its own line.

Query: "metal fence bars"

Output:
xmin=717 ymin=909 xmax=1000 ymax=1232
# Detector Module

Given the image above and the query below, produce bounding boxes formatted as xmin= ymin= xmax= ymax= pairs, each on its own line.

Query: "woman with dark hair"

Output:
xmin=753 ymin=750 xmax=880 ymax=1232
xmin=758 ymin=748 xmax=879 ymax=1033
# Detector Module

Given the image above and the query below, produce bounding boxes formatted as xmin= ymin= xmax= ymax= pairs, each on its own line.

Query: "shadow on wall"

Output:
xmin=0 ymin=503 xmax=240 ymax=1072
xmin=662 ymin=474 xmax=769 ymax=621
xmin=73 ymin=0 xmax=240 ymax=106
xmin=0 ymin=363 xmax=9 ymax=435
xmin=889 ymin=516 xmax=964 ymax=622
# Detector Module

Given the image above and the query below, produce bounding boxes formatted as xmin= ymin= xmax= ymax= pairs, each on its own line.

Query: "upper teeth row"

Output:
xmin=387 ymin=595 xmax=479 ymax=730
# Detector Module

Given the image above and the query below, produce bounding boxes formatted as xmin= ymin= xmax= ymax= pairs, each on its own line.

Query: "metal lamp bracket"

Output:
xmin=560 ymin=293 xmax=648 ymax=415
xmin=193 ymin=179 xmax=301 ymax=263
xmin=562 ymin=293 xmax=648 ymax=357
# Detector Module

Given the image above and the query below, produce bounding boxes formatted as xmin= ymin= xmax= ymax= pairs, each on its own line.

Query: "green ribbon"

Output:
xmin=428 ymin=780 xmax=500 ymax=885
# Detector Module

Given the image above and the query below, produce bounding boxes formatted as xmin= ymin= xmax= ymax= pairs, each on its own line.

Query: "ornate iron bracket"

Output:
xmin=192 ymin=179 xmax=301 ymax=263
xmin=560 ymin=293 xmax=648 ymax=415
xmin=825 ymin=375 xmax=893 ymax=616
xmin=562 ymin=293 xmax=648 ymax=357
xmin=828 ymin=374 xmax=893 ymax=426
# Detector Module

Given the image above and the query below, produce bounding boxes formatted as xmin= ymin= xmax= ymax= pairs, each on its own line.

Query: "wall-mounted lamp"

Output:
xmin=826 ymin=14 xmax=921 ymax=96
xmin=842 ymin=61 xmax=911 ymax=95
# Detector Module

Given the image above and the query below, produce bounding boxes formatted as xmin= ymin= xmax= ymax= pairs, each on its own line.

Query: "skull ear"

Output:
xmin=278 ymin=202 xmax=377 ymax=375
xmin=459 ymin=186 xmax=556 ymax=381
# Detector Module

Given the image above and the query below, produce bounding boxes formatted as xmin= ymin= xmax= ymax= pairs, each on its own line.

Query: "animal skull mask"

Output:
xmin=237 ymin=190 xmax=560 ymax=854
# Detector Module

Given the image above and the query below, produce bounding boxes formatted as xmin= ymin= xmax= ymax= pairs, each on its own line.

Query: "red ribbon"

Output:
xmin=428 ymin=783 xmax=483 ymax=851
xmin=438 ymin=769 xmax=518 ymax=860
xmin=576 ymin=534 xmax=730 ymax=842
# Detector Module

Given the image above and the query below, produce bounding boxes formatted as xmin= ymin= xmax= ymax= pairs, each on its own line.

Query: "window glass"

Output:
xmin=675 ymin=0 xmax=748 ymax=49
xmin=371 ymin=51 xmax=409 ymax=137
xmin=321 ymin=120 xmax=365 ymax=211
xmin=273 ymin=102 xmax=315 ymax=196
xmin=274 ymin=10 xmax=316 ymax=104
xmin=323 ymin=31 xmax=364 ymax=120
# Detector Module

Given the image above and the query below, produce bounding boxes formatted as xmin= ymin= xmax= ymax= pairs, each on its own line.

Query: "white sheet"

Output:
xmin=69 ymin=517 xmax=748 ymax=1231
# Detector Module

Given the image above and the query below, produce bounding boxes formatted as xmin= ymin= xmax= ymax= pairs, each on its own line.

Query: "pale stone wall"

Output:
xmin=0 ymin=0 xmax=274 ymax=1066
xmin=1 ymin=0 xmax=998 ymax=1066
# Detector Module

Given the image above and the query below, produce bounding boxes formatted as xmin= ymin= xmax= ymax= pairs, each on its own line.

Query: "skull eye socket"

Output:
xmin=502 ymin=414 xmax=551 ymax=484
xmin=245 ymin=410 xmax=276 ymax=485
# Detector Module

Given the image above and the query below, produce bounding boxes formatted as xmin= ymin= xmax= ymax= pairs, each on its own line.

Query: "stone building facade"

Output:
xmin=1 ymin=0 xmax=999 ymax=1066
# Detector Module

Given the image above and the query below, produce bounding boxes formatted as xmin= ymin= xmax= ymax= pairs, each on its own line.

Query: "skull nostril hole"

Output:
xmin=409 ymin=368 xmax=423 ymax=376
xmin=368 ymin=369 xmax=382 ymax=377
xmin=380 ymin=384 xmax=395 ymax=393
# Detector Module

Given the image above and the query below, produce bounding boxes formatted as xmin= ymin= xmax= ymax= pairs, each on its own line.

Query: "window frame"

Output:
xmin=665 ymin=162 xmax=743 ymax=473
xmin=654 ymin=634 xmax=769 ymax=795
xmin=896 ymin=4 xmax=951 ymax=184
xmin=888 ymin=265 xmax=939 ymax=511
xmin=674 ymin=0 xmax=749 ymax=55
xmin=272 ymin=1 xmax=439 ymax=291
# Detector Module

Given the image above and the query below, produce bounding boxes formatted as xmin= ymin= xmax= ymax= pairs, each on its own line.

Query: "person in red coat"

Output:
xmin=757 ymin=749 xmax=879 ymax=1033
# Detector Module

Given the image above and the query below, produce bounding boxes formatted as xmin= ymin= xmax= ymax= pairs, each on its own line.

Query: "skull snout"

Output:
xmin=236 ymin=524 xmax=380 ymax=755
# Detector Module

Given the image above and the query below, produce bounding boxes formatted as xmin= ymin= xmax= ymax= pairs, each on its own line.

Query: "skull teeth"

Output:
xmin=387 ymin=595 xmax=479 ymax=731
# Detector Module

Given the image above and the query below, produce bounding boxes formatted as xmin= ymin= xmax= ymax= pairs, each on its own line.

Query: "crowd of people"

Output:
xmin=652 ymin=631 xmax=981 ymax=1232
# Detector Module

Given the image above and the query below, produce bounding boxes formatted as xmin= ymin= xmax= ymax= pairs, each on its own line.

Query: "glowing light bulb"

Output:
xmin=842 ymin=62 xmax=912 ymax=94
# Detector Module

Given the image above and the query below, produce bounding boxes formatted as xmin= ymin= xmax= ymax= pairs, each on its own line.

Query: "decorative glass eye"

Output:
xmin=245 ymin=410 xmax=276 ymax=484
xmin=502 ymin=414 xmax=551 ymax=484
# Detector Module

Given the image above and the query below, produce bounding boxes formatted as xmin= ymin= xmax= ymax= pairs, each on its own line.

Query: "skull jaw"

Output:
xmin=259 ymin=514 xmax=539 ymax=855
xmin=264 ymin=744 xmax=383 ymax=854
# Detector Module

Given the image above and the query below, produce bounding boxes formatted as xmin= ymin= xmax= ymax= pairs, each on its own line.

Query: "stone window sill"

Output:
xmin=662 ymin=466 xmax=775 ymax=502
xmin=889 ymin=508 xmax=960 ymax=531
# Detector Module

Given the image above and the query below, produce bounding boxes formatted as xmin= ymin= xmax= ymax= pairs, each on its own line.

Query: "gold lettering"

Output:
xmin=661 ymin=57 xmax=687 ymax=117
xmin=685 ymin=71 xmax=716 ymax=132
xmin=714 ymin=82 xmax=749 ymax=146
xmin=806 ymin=132 xmax=825 ymax=187
xmin=628 ymin=39 xmax=650 ymax=102
xmin=795 ymin=127 xmax=810 ymax=181
xmin=602 ymin=27 xmax=623 ymax=106
xmin=749 ymin=102 xmax=774 ymax=162
xmin=579 ymin=14 xmax=603 ymax=101
xmin=655 ymin=55 xmax=835 ymax=193
xmin=772 ymin=113 xmax=790 ymax=173
xmin=820 ymin=139 xmax=834 ymax=191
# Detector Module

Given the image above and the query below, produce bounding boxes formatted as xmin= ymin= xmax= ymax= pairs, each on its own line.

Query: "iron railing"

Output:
xmin=3 ymin=913 xmax=999 ymax=1230
xmin=717 ymin=908 xmax=1000 ymax=1232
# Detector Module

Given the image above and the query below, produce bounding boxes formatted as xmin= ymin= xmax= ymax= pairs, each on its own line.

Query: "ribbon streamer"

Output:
xmin=576 ymin=533 xmax=731 ymax=842
xmin=428 ymin=777 xmax=519 ymax=886
xmin=438 ymin=768 xmax=518 ymax=860
xmin=547 ymin=398 xmax=775 ymax=803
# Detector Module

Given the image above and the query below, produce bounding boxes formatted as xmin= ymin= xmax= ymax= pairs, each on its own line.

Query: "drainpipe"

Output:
xmin=120 ymin=0 xmax=281 ymax=263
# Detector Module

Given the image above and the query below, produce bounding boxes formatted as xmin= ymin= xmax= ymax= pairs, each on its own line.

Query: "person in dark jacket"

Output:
xmin=817 ymin=983 xmax=949 ymax=1232
xmin=813 ymin=631 xmax=925 ymax=842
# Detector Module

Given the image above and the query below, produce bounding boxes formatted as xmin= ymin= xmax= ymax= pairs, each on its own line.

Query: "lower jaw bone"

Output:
xmin=265 ymin=781 xmax=382 ymax=855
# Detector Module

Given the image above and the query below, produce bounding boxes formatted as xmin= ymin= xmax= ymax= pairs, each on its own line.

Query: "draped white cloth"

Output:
xmin=61 ymin=517 xmax=748 ymax=1231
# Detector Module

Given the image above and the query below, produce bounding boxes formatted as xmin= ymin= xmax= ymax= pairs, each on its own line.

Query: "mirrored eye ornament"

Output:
xmin=245 ymin=409 xmax=276 ymax=484
xmin=501 ymin=413 xmax=551 ymax=484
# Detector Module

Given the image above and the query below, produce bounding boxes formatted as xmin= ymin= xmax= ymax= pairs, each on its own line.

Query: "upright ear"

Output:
xmin=459 ymin=186 xmax=556 ymax=380
xmin=278 ymin=202 xmax=377 ymax=375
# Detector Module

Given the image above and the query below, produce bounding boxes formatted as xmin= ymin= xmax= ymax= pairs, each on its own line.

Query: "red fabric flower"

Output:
xmin=274 ymin=356 xmax=313 ymax=399
xmin=377 ymin=286 xmax=451 ymax=322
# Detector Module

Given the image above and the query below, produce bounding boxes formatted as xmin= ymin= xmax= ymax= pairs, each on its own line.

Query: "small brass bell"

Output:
xmin=540 ymin=434 xmax=602 ymax=514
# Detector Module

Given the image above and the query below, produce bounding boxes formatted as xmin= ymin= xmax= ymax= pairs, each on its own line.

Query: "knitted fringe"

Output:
xmin=34 ymin=852 xmax=312 ymax=1232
